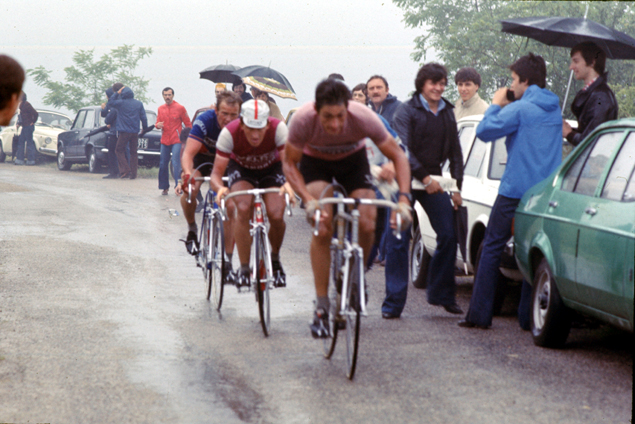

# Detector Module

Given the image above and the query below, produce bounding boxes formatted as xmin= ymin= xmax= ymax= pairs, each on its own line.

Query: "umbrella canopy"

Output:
xmin=199 ymin=64 xmax=242 ymax=84
xmin=500 ymin=17 xmax=635 ymax=60
xmin=232 ymin=65 xmax=295 ymax=94
xmin=243 ymin=76 xmax=297 ymax=100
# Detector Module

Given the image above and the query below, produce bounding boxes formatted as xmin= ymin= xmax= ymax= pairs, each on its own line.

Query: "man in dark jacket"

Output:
xmin=15 ymin=93 xmax=39 ymax=166
xmin=392 ymin=63 xmax=464 ymax=315
xmin=367 ymin=75 xmax=402 ymax=126
xmin=101 ymin=85 xmax=121 ymax=178
xmin=563 ymin=42 xmax=618 ymax=146
xmin=108 ymin=84 xmax=148 ymax=179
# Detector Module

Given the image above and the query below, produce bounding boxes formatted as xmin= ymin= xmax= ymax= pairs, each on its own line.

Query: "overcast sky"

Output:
xmin=0 ymin=0 xmax=431 ymax=117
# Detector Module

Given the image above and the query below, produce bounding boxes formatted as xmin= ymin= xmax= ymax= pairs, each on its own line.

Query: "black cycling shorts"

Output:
xmin=226 ymin=160 xmax=286 ymax=189
xmin=299 ymin=148 xmax=374 ymax=196
xmin=192 ymin=153 xmax=215 ymax=177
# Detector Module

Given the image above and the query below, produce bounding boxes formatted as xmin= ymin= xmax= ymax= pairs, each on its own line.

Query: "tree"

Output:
xmin=393 ymin=0 xmax=635 ymax=118
xmin=27 ymin=45 xmax=153 ymax=113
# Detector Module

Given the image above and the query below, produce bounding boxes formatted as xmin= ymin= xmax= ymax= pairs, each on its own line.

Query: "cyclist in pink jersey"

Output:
xmin=283 ymin=79 xmax=412 ymax=337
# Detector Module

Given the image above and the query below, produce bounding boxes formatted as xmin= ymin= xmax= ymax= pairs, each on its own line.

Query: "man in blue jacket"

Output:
xmin=367 ymin=75 xmax=402 ymax=126
xmin=108 ymin=84 xmax=148 ymax=179
xmin=459 ymin=53 xmax=562 ymax=330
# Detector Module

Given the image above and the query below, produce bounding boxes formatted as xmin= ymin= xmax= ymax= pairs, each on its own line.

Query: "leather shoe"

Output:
xmin=458 ymin=319 xmax=489 ymax=329
xmin=443 ymin=303 xmax=463 ymax=314
xmin=382 ymin=312 xmax=400 ymax=319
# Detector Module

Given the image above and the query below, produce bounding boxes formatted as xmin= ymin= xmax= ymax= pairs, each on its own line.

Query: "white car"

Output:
xmin=410 ymin=115 xmax=576 ymax=305
xmin=0 ymin=110 xmax=72 ymax=162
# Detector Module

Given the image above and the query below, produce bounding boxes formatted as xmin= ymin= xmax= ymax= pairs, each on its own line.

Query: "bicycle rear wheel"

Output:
xmin=208 ymin=212 xmax=225 ymax=310
xmin=254 ymin=228 xmax=272 ymax=336
xmin=345 ymin=251 xmax=361 ymax=380
xmin=323 ymin=246 xmax=343 ymax=359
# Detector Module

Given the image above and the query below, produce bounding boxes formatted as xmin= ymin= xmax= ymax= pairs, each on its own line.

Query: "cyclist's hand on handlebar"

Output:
xmin=280 ymin=182 xmax=296 ymax=205
xmin=305 ymin=199 xmax=325 ymax=225
xmin=182 ymin=174 xmax=192 ymax=194
xmin=390 ymin=201 xmax=413 ymax=230
xmin=216 ymin=186 xmax=229 ymax=200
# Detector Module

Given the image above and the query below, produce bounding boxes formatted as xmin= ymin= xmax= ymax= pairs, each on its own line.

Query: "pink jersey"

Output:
xmin=216 ymin=118 xmax=288 ymax=170
xmin=287 ymin=101 xmax=390 ymax=160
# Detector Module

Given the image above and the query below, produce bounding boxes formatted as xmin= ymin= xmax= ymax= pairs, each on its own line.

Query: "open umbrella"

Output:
xmin=199 ymin=64 xmax=242 ymax=84
xmin=232 ymin=65 xmax=295 ymax=94
xmin=500 ymin=17 xmax=635 ymax=59
xmin=500 ymin=15 xmax=635 ymax=106
xmin=242 ymin=76 xmax=297 ymax=100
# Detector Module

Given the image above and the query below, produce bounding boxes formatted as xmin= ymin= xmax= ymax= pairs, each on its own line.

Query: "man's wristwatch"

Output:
xmin=398 ymin=192 xmax=412 ymax=202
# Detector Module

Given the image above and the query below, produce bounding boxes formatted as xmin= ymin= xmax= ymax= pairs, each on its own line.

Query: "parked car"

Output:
xmin=56 ymin=106 xmax=160 ymax=172
xmin=514 ymin=118 xmax=635 ymax=348
xmin=0 ymin=110 xmax=72 ymax=162
xmin=410 ymin=115 xmax=577 ymax=311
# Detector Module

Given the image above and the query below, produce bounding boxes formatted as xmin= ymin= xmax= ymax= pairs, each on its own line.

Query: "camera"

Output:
xmin=506 ymin=89 xmax=516 ymax=102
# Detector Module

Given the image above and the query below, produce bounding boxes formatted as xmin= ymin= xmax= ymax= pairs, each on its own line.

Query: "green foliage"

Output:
xmin=27 ymin=45 xmax=153 ymax=113
xmin=611 ymin=84 xmax=635 ymax=118
xmin=393 ymin=0 xmax=635 ymax=118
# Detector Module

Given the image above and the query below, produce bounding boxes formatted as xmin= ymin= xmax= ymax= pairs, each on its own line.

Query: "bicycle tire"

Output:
xmin=208 ymin=212 xmax=225 ymax=310
xmin=254 ymin=228 xmax=272 ymax=336
xmin=345 ymin=250 xmax=361 ymax=380
xmin=323 ymin=246 xmax=343 ymax=359
xmin=199 ymin=207 xmax=212 ymax=283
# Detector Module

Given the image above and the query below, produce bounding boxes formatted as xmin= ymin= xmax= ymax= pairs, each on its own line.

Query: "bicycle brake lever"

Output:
xmin=285 ymin=192 xmax=292 ymax=217
xmin=220 ymin=198 xmax=226 ymax=221
xmin=393 ymin=210 xmax=402 ymax=240
xmin=313 ymin=209 xmax=321 ymax=236
xmin=187 ymin=183 xmax=192 ymax=204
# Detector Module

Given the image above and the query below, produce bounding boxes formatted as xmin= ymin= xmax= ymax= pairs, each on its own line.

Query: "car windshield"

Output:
xmin=37 ymin=112 xmax=72 ymax=130
xmin=145 ymin=111 xmax=157 ymax=128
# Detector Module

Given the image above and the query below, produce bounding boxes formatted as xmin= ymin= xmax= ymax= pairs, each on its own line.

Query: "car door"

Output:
xmin=67 ymin=109 xmax=87 ymax=157
xmin=575 ymin=131 xmax=635 ymax=319
xmin=545 ymin=130 xmax=625 ymax=303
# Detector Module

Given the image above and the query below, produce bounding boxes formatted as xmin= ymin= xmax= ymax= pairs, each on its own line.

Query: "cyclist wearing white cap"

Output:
xmin=211 ymin=99 xmax=295 ymax=288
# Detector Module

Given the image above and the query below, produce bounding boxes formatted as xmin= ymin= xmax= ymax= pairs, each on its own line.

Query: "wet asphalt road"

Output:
xmin=0 ymin=163 xmax=632 ymax=424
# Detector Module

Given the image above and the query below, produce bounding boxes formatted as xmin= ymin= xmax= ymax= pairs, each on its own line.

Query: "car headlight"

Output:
xmin=44 ymin=137 xmax=52 ymax=145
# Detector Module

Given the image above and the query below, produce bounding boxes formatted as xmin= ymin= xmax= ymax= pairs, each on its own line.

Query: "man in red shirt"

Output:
xmin=156 ymin=87 xmax=192 ymax=195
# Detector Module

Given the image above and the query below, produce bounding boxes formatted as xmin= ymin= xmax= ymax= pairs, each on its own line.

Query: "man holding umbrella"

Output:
xmin=562 ymin=41 xmax=618 ymax=146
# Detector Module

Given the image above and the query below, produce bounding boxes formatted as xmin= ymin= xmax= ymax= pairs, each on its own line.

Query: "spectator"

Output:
xmin=14 ymin=93 xmax=38 ymax=166
xmin=453 ymin=67 xmax=489 ymax=120
xmin=101 ymin=86 xmax=122 ymax=179
xmin=156 ymin=87 xmax=192 ymax=195
xmin=255 ymin=91 xmax=285 ymax=121
xmin=0 ymin=54 xmax=24 ymax=127
xmin=563 ymin=41 xmax=618 ymax=146
xmin=107 ymin=84 xmax=148 ymax=179
xmin=367 ymin=75 xmax=402 ymax=126
xmin=232 ymin=81 xmax=253 ymax=102
xmin=352 ymin=83 xmax=368 ymax=106
xmin=393 ymin=63 xmax=464 ymax=316
xmin=459 ymin=53 xmax=562 ymax=330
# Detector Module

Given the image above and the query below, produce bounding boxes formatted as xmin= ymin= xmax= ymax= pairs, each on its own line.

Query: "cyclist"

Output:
xmin=282 ymin=78 xmax=412 ymax=338
xmin=211 ymin=99 xmax=295 ymax=288
xmin=180 ymin=91 xmax=242 ymax=280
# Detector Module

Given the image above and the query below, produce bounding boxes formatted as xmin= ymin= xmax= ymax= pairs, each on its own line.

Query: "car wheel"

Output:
xmin=410 ymin=226 xmax=430 ymax=289
xmin=474 ymin=241 xmax=508 ymax=316
xmin=88 ymin=149 xmax=101 ymax=173
xmin=530 ymin=258 xmax=572 ymax=348
xmin=57 ymin=148 xmax=71 ymax=171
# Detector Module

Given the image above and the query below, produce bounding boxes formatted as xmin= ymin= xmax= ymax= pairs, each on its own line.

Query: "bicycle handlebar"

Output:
xmin=186 ymin=175 xmax=229 ymax=204
xmin=312 ymin=197 xmax=403 ymax=240
xmin=220 ymin=188 xmax=293 ymax=220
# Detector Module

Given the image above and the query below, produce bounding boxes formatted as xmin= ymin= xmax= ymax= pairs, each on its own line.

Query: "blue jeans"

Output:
xmin=381 ymin=192 xmax=412 ymax=316
xmin=16 ymin=125 xmax=35 ymax=162
xmin=412 ymin=190 xmax=457 ymax=306
xmin=158 ymin=143 xmax=182 ymax=190
xmin=465 ymin=195 xmax=520 ymax=327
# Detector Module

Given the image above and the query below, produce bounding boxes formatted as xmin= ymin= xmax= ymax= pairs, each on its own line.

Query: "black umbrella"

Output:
xmin=232 ymin=65 xmax=295 ymax=94
xmin=199 ymin=64 xmax=242 ymax=84
xmin=500 ymin=17 xmax=635 ymax=60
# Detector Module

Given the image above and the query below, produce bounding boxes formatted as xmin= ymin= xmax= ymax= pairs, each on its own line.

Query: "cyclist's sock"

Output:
xmin=225 ymin=251 xmax=233 ymax=265
xmin=271 ymin=252 xmax=280 ymax=262
xmin=316 ymin=296 xmax=330 ymax=312
xmin=239 ymin=264 xmax=250 ymax=275
xmin=188 ymin=222 xmax=198 ymax=234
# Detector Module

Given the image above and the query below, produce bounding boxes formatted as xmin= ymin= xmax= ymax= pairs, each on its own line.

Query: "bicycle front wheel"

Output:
xmin=254 ymin=228 xmax=272 ymax=336
xmin=323 ymin=245 xmax=343 ymax=359
xmin=199 ymin=209 xmax=212 ymax=283
xmin=344 ymin=251 xmax=361 ymax=380
xmin=208 ymin=212 xmax=225 ymax=310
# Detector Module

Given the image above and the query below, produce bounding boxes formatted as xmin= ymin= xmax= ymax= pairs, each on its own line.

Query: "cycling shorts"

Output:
xmin=226 ymin=160 xmax=285 ymax=189
xmin=193 ymin=153 xmax=215 ymax=177
xmin=299 ymin=148 xmax=374 ymax=195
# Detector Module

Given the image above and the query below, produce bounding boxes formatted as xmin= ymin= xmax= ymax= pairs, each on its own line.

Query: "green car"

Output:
xmin=514 ymin=118 xmax=635 ymax=348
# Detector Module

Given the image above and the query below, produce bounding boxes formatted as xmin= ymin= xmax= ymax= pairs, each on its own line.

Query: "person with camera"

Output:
xmin=459 ymin=53 xmax=563 ymax=330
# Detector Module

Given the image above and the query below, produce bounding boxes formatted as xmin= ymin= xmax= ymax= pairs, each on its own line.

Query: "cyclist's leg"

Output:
xmin=307 ymin=180 xmax=334 ymax=299
xmin=231 ymin=179 xmax=255 ymax=271
xmin=349 ymin=187 xmax=377 ymax=264
xmin=180 ymin=169 xmax=204 ymax=228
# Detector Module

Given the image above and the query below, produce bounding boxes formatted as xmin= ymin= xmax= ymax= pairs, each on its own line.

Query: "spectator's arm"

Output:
xmin=181 ymin=106 xmax=192 ymax=129
xmin=476 ymin=104 xmax=520 ymax=142
xmin=567 ymin=91 xmax=618 ymax=146
xmin=392 ymin=103 xmax=429 ymax=183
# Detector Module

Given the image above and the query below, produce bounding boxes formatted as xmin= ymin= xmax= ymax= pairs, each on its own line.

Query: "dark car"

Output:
xmin=56 ymin=106 xmax=161 ymax=172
